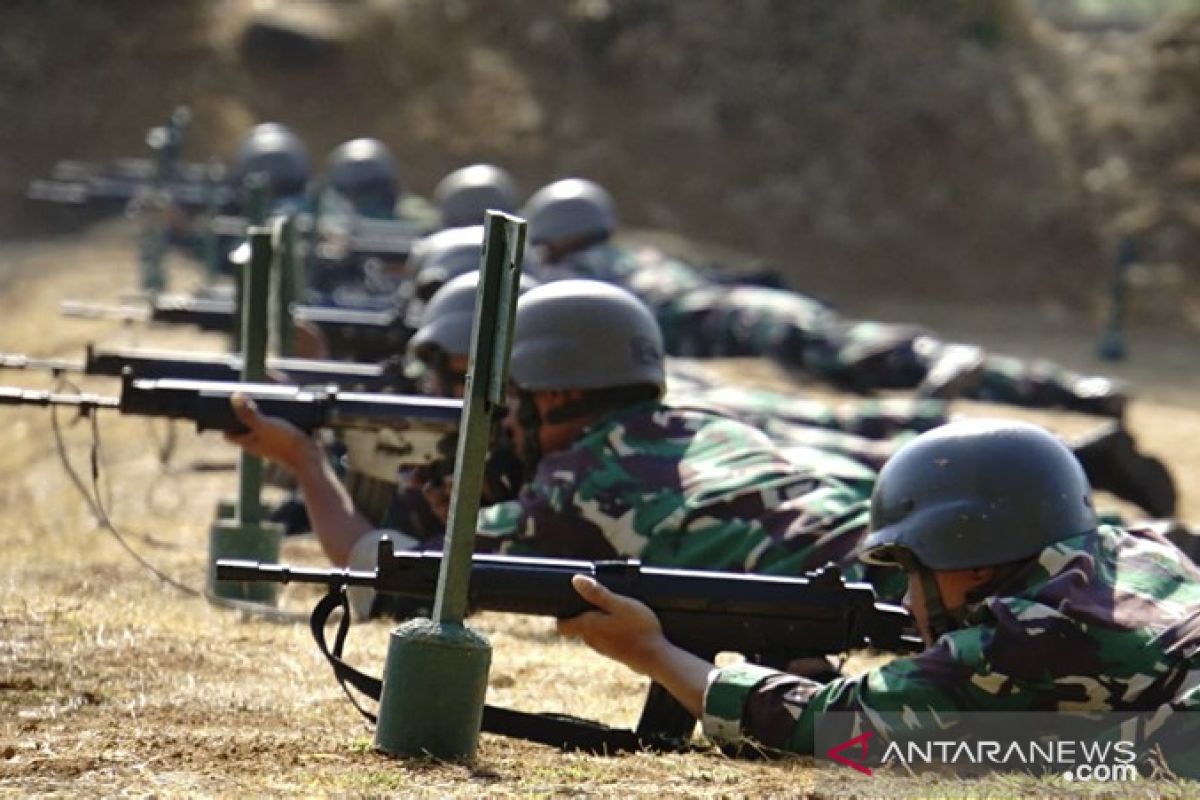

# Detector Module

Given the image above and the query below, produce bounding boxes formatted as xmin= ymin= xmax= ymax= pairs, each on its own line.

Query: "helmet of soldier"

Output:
xmin=522 ymin=178 xmax=617 ymax=246
xmin=409 ymin=225 xmax=485 ymax=302
xmin=408 ymin=270 xmax=541 ymax=363
xmin=325 ymin=137 xmax=401 ymax=217
xmin=510 ymin=279 xmax=664 ymax=391
xmin=861 ymin=419 xmax=1097 ymax=571
xmin=231 ymin=122 xmax=311 ymax=199
xmin=433 ymin=164 xmax=519 ymax=229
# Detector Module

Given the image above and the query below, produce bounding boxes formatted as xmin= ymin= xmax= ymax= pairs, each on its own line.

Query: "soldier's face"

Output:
xmin=424 ymin=354 xmax=469 ymax=398
xmin=902 ymin=574 xmax=933 ymax=646
xmin=502 ymin=386 xmax=588 ymax=458
xmin=904 ymin=567 xmax=998 ymax=645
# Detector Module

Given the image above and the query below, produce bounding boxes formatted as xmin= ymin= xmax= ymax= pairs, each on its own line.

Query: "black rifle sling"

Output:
xmin=310 ymin=589 xmax=690 ymax=755
xmin=311 ymin=590 xmax=382 ymax=722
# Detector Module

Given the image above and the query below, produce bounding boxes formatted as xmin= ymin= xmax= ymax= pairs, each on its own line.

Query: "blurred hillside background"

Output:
xmin=1 ymin=0 xmax=1197 ymax=324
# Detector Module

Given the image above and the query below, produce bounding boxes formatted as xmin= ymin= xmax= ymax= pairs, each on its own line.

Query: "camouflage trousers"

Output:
xmin=658 ymin=290 xmax=1126 ymax=417
xmin=663 ymin=370 xmax=950 ymax=471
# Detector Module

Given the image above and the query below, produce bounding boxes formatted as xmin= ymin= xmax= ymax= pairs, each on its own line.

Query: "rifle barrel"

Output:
xmin=0 ymin=386 xmax=119 ymax=412
xmin=0 ymin=353 xmax=83 ymax=373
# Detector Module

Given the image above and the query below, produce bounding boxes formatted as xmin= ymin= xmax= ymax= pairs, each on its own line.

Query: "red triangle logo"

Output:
xmin=826 ymin=731 xmax=873 ymax=776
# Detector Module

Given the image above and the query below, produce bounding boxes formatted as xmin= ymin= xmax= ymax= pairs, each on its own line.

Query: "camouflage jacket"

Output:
xmin=476 ymin=401 xmax=888 ymax=583
xmin=701 ymin=525 xmax=1200 ymax=754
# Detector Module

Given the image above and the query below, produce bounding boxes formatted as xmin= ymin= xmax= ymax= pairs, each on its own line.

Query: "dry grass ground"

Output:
xmin=0 ymin=222 xmax=1197 ymax=797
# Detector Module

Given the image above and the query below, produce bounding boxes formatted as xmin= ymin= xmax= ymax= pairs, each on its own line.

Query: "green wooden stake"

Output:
xmin=202 ymin=159 xmax=225 ymax=287
xmin=137 ymin=125 xmax=173 ymax=294
xmin=304 ymin=181 xmax=324 ymax=293
xmin=374 ymin=211 xmax=526 ymax=760
xmin=1098 ymin=237 xmax=1135 ymax=362
xmin=273 ymin=215 xmax=299 ymax=357
xmin=208 ymin=226 xmax=282 ymax=602
xmin=232 ymin=176 xmax=269 ymax=354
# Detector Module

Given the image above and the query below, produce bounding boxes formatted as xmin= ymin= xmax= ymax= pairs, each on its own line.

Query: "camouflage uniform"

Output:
xmin=541 ymin=242 xmax=1126 ymax=417
xmin=700 ymin=524 xmax=1200 ymax=754
xmin=673 ymin=383 xmax=949 ymax=471
xmin=473 ymin=400 xmax=904 ymax=597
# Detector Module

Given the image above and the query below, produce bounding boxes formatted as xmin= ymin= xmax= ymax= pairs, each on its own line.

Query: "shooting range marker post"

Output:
xmin=1097 ymin=236 xmax=1135 ymax=362
xmin=207 ymin=226 xmax=283 ymax=603
xmin=272 ymin=214 xmax=299 ymax=357
xmin=374 ymin=211 xmax=526 ymax=760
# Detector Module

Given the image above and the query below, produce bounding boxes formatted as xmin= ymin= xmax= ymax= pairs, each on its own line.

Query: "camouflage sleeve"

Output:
xmin=700 ymin=633 xmax=993 ymax=754
xmin=701 ymin=662 xmax=826 ymax=753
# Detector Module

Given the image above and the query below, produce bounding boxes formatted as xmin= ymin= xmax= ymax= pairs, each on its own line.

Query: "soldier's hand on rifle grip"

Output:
xmin=225 ymin=393 xmax=319 ymax=473
xmin=557 ymin=575 xmax=668 ymax=676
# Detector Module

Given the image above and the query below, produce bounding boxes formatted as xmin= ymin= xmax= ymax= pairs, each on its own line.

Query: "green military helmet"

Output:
xmin=231 ymin=122 xmax=311 ymax=199
xmin=408 ymin=270 xmax=542 ymax=363
xmin=522 ymin=178 xmax=617 ymax=247
xmin=325 ymin=137 xmax=401 ymax=217
xmin=409 ymin=225 xmax=485 ymax=303
xmin=861 ymin=419 xmax=1097 ymax=571
xmin=433 ymin=164 xmax=519 ymax=229
xmin=511 ymin=279 xmax=664 ymax=391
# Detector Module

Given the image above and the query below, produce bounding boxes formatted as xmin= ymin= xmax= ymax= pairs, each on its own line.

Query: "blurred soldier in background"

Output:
xmin=406 ymin=225 xmax=486 ymax=308
xmin=521 ymin=177 xmax=1131 ymax=420
xmin=323 ymin=137 xmax=401 ymax=220
xmin=432 ymin=163 xmax=520 ymax=230
xmin=228 ymin=122 xmax=312 ymax=214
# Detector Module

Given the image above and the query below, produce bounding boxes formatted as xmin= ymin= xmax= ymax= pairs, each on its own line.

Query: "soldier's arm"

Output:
xmin=226 ymin=394 xmax=373 ymax=565
xmin=557 ymin=575 xmax=713 ymax=718
xmin=701 ymin=632 xmax=988 ymax=754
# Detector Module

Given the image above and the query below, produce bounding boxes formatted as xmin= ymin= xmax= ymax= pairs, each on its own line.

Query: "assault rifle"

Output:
xmin=210 ymin=213 xmax=425 ymax=260
xmin=60 ymin=294 xmax=412 ymax=362
xmin=216 ymin=537 xmax=920 ymax=753
xmin=0 ymin=374 xmax=461 ymax=483
xmin=0 ymin=343 xmax=407 ymax=392
xmin=27 ymin=106 xmax=229 ymax=212
xmin=28 ymin=164 xmax=234 ymax=210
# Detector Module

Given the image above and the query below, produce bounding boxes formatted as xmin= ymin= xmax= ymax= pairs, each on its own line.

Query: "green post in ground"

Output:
xmin=202 ymin=159 xmax=225 ymax=287
xmin=374 ymin=211 xmax=526 ymax=760
xmin=232 ymin=176 xmax=269 ymax=354
xmin=1098 ymin=237 xmax=1135 ymax=362
xmin=273 ymin=215 xmax=299 ymax=357
xmin=136 ymin=114 xmax=182 ymax=294
xmin=207 ymin=225 xmax=283 ymax=602
xmin=303 ymin=181 xmax=323 ymax=292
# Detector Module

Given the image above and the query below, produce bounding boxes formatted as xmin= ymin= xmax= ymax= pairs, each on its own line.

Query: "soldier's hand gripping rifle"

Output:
xmin=216 ymin=537 xmax=920 ymax=754
xmin=60 ymin=294 xmax=412 ymax=363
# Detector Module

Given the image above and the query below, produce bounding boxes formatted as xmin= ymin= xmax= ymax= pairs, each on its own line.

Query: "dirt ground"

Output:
xmin=0 ymin=223 xmax=1197 ymax=797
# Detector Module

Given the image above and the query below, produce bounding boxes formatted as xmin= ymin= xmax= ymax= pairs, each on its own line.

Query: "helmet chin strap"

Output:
xmin=915 ymin=567 xmax=967 ymax=641
xmin=892 ymin=549 xmax=969 ymax=641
